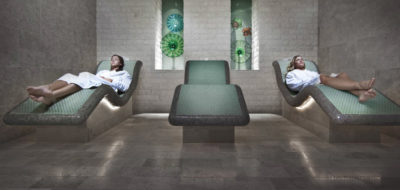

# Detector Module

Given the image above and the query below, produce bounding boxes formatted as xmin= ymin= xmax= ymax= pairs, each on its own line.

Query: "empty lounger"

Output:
xmin=169 ymin=60 xmax=249 ymax=143
xmin=273 ymin=58 xmax=400 ymax=143
xmin=3 ymin=60 xmax=142 ymax=142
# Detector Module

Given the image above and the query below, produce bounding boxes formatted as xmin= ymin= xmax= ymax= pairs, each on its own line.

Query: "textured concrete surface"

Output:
xmin=97 ymin=0 xmax=318 ymax=113
xmin=1 ymin=114 xmax=400 ymax=189
xmin=0 ymin=0 xmax=97 ymax=142
xmin=33 ymin=98 xmax=132 ymax=142
xmin=318 ymin=0 xmax=400 ymax=104
xmin=183 ymin=126 xmax=235 ymax=143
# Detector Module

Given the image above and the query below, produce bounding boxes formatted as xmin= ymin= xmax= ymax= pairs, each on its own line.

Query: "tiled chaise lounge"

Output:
xmin=3 ymin=60 xmax=142 ymax=142
xmin=273 ymin=58 xmax=400 ymax=143
xmin=169 ymin=60 xmax=250 ymax=143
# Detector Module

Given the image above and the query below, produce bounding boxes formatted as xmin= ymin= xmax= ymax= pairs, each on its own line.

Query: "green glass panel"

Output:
xmin=161 ymin=33 xmax=184 ymax=57
xmin=167 ymin=14 xmax=183 ymax=32
xmin=162 ymin=0 xmax=184 ymax=70
xmin=231 ymin=40 xmax=251 ymax=64
xmin=231 ymin=0 xmax=252 ymax=70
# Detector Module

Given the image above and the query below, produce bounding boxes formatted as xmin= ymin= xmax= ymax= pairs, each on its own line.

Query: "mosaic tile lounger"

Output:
xmin=169 ymin=60 xmax=250 ymax=143
xmin=3 ymin=60 xmax=142 ymax=142
xmin=273 ymin=58 xmax=400 ymax=142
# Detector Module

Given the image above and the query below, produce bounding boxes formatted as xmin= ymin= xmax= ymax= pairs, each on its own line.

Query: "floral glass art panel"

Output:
xmin=231 ymin=0 xmax=252 ymax=70
xmin=160 ymin=0 xmax=184 ymax=70
xmin=167 ymin=14 xmax=184 ymax=32
xmin=231 ymin=40 xmax=251 ymax=64
xmin=161 ymin=33 xmax=184 ymax=58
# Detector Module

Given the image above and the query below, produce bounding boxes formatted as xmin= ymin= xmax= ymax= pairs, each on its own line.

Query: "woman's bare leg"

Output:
xmin=52 ymin=83 xmax=81 ymax=99
xmin=320 ymin=73 xmax=375 ymax=91
xmin=323 ymin=72 xmax=376 ymax=102
xmin=48 ymin=80 xmax=69 ymax=91
xmin=30 ymin=83 xmax=81 ymax=105
xmin=27 ymin=80 xmax=69 ymax=97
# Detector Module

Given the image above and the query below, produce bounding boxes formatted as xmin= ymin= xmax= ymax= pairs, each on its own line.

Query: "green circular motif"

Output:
xmin=231 ymin=40 xmax=251 ymax=64
xmin=161 ymin=33 xmax=184 ymax=57
xmin=232 ymin=18 xmax=242 ymax=29
xmin=167 ymin=14 xmax=184 ymax=32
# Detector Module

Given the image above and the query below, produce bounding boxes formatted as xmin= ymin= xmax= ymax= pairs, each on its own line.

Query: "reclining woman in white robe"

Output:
xmin=26 ymin=54 xmax=132 ymax=105
xmin=285 ymin=55 xmax=377 ymax=102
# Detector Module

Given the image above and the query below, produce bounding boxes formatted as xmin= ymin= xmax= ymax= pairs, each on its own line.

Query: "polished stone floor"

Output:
xmin=1 ymin=114 xmax=400 ymax=190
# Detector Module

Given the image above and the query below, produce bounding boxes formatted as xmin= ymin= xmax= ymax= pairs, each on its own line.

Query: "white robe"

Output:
xmin=58 ymin=70 xmax=132 ymax=92
xmin=285 ymin=69 xmax=320 ymax=91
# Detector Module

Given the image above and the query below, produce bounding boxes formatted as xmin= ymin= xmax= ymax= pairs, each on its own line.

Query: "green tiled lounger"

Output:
xmin=169 ymin=60 xmax=250 ymax=143
xmin=3 ymin=60 xmax=142 ymax=142
xmin=273 ymin=58 xmax=400 ymax=143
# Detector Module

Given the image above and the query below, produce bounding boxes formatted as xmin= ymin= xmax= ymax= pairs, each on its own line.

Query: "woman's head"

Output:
xmin=111 ymin=54 xmax=125 ymax=71
xmin=287 ymin=55 xmax=305 ymax=72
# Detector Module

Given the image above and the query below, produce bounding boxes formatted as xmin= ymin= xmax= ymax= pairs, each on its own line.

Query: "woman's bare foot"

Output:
xmin=359 ymin=89 xmax=376 ymax=102
xmin=27 ymin=85 xmax=52 ymax=97
xmin=29 ymin=94 xmax=56 ymax=105
xmin=359 ymin=78 xmax=376 ymax=90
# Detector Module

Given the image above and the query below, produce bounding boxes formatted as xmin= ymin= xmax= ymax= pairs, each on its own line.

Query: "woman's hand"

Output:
xmin=100 ymin=76 xmax=113 ymax=82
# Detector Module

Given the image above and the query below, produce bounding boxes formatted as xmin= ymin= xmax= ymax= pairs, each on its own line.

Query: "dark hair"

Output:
xmin=111 ymin=54 xmax=125 ymax=71
xmin=287 ymin=55 xmax=302 ymax=73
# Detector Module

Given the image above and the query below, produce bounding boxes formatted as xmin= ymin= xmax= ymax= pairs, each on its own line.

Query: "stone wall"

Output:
xmin=318 ymin=0 xmax=400 ymax=104
xmin=0 ymin=0 xmax=97 ymax=142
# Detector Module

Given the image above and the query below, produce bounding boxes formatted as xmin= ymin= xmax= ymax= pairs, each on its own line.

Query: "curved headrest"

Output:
xmin=184 ymin=60 xmax=230 ymax=84
xmin=274 ymin=58 xmax=319 ymax=82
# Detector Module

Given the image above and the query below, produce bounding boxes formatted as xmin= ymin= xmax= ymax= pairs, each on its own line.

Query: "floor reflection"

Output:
xmin=0 ymin=114 xmax=399 ymax=189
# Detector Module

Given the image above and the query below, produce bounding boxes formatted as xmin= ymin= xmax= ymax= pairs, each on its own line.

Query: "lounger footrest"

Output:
xmin=169 ymin=84 xmax=249 ymax=126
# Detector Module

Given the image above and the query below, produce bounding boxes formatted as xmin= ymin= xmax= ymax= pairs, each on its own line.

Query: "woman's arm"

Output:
xmin=110 ymin=71 xmax=132 ymax=92
xmin=100 ymin=76 xmax=113 ymax=82
xmin=286 ymin=72 xmax=304 ymax=91
xmin=286 ymin=70 xmax=320 ymax=91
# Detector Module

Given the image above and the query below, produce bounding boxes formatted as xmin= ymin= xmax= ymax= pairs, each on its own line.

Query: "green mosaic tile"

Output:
xmin=176 ymin=85 xmax=242 ymax=115
xmin=11 ymin=89 xmax=95 ymax=114
xmin=187 ymin=61 xmax=227 ymax=84
xmin=317 ymin=84 xmax=400 ymax=115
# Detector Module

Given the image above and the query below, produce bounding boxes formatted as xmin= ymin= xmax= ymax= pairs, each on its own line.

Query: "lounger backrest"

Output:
xmin=96 ymin=60 xmax=136 ymax=76
xmin=184 ymin=60 xmax=230 ymax=84
xmin=276 ymin=58 xmax=319 ymax=83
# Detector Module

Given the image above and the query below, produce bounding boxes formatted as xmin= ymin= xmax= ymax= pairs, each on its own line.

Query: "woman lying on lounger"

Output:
xmin=27 ymin=54 xmax=132 ymax=105
xmin=286 ymin=55 xmax=376 ymax=102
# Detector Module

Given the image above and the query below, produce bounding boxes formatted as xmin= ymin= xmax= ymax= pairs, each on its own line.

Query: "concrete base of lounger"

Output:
xmin=0 ymin=125 xmax=35 ymax=143
xmin=6 ymin=97 xmax=132 ymax=142
xmin=282 ymin=97 xmax=385 ymax=143
xmin=381 ymin=126 xmax=400 ymax=140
